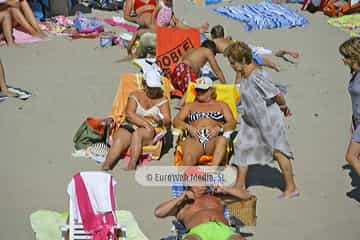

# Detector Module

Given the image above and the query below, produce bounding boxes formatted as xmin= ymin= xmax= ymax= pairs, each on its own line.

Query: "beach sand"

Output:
xmin=0 ymin=1 xmax=359 ymax=239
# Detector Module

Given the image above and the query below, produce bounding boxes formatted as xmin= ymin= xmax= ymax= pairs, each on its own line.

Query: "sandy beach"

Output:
xmin=0 ymin=1 xmax=359 ymax=239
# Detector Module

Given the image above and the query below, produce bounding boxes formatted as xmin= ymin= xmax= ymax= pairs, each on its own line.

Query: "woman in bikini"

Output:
xmin=102 ymin=70 xmax=171 ymax=171
xmin=173 ymin=76 xmax=236 ymax=166
xmin=123 ymin=0 xmax=157 ymax=29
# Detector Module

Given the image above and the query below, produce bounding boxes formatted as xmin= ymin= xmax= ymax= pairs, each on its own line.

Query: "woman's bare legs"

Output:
xmin=173 ymin=18 xmax=209 ymax=33
xmin=182 ymin=138 xmax=204 ymax=166
xmin=274 ymin=150 xmax=297 ymax=195
xmin=9 ymin=6 xmax=45 ymax=38
xmin=345 ymin=140 xmax=360 ymax=176
xmin=102 ymin=128 xmax=132 ymax=171
xmin=233 ymin=166 xmax=252 ymax=199
xmin=0 ymin=61 xmax=8 ymax=94
xmin=205 ymin=136 xmax=227 ymax=166
xmin=127 ymin=127 xmax=154 ymax=170
xmin=19 ymin=0 xmax=45 ymax=35
xmin=0 ymin=10 xmax=17 ymax=47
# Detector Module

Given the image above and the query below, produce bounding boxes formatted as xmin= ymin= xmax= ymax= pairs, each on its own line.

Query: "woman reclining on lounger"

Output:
xmin=173 ymin=77 xmax=236 ymax=166
xmin=102 ymin=70 xmax=171 ymax=171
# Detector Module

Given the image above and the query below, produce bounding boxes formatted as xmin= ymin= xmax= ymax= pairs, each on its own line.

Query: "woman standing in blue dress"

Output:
xmin=340 ymin=37 xmax=360 ymax=176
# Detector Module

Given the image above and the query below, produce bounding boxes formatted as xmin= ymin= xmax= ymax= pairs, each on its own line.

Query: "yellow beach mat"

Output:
xmin=328 ymin=14 xmax=360 ymax=37
xmin=30 ymin=210 xmax=149 ymax=240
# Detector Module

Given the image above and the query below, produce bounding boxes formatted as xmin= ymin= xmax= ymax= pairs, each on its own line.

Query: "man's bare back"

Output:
xmin=181 ymin=47 xmax=214 ymax=75
xmin=179 ymin=40 xmax=226 ymax=83
xmin=212 ymin=38 xmax=233 ymax=53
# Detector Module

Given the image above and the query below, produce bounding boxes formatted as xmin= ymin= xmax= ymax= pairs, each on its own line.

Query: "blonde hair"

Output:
xmin=339 ymin=37 xmax=360 ymax=67
xmin=224 ymin=41 xmax=253 ymax=65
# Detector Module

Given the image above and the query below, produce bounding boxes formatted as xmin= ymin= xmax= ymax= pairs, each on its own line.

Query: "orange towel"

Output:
xmin=156 ymin=27 xmax=200 ymax=77
xmin=109 ymin=73 xmax=142 ymax=129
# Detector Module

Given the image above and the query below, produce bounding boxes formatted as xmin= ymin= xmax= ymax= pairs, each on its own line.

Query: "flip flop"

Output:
xmin=0 ymin=92 xmax=8 ymax=102
xmin=277 ymin=190 xmax=300 ymax=200
xmin=7 ymin=86 xmax=32 ymax=100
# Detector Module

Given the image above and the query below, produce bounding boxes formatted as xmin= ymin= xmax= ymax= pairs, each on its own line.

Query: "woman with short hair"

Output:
xmin=224 ymin=41 xmax=298 ymax=199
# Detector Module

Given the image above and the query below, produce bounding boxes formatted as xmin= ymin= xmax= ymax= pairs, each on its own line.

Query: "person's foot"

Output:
xmin=230 ymin=187 xmax=253 ymax=200
xmin=199 ymin=22 xmax=209 ymax=33
xmin=275 ymin=50 xmax=300 ymax=59
xmin=2 ymin=91 xmax=18 ymax=97
xmin=0 ymin=92 xmax=8 ymax=102
xmin=287 ymin=51 xmax=300 ymax=59
xmin=7 ymin=42 xmax=21 ymax=48
xmin=34 ymin=30 xmax=47 ymax=39
xmin=278 ymin=187 xmax=299 ymax=199
xmin=101 ymin=164 xmax=111 ymax=172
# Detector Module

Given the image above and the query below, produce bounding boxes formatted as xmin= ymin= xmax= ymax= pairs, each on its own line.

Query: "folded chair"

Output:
xmin=61 ymin=171 xmax=126 ymax=240
xmin=109 ymin=72 xmax=172 ymax=160
xmin=173 ymin=82 xmax=240 ymax=166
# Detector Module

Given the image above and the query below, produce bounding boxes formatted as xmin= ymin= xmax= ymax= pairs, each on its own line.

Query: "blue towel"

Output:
xmin=213 ymin=1 xmax=308 ymax=31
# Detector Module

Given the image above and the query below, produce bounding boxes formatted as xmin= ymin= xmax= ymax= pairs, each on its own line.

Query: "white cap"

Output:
xmin=144 ymin=70 xmax=162 ymax=88
xmin=195 ymin=76 xmax=213 ymax=90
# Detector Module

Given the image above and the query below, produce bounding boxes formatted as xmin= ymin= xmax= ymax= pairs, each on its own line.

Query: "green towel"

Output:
xmin=328 ymin=14 xmax=360 ymax=37
xmin=30 ymin=210 xmax=148 ymax=240
xmin=30 ymin=210 xmax=68 ymax=240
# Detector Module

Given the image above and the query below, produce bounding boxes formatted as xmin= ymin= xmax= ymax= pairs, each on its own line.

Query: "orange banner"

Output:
xmin=156 ymin=27 xmax=200 ymax=77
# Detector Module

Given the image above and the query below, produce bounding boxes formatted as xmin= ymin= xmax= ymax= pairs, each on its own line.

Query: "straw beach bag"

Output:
xmin=228 ymin=196 xmax=257 ymax=226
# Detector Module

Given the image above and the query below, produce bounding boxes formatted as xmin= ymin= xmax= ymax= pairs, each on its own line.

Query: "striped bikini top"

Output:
xmin=187 ymin=111 xmax=225 ymax=124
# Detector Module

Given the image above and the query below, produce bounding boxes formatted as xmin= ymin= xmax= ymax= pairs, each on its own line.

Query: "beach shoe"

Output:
xmin=7 ymin=86 xmax=32 ymax=100
xmin=277 ymin=190 xmax=300 ymax=200
xmin=88 ymin=143 xmax=109 ymax=163
xmin=0 ymin=92 xmax=8 ymax=102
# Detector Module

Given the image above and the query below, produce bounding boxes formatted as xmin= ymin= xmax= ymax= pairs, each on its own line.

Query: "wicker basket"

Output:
xmin=228 ymin=196 xmax=257 ymax=226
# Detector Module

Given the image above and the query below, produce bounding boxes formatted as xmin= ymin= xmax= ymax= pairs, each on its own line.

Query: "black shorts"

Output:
xmin=119 ymin=122 xmax=136 ymax=133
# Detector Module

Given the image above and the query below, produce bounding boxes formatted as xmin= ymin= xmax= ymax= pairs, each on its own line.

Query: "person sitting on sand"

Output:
xmin=126 ymin=28 xmax=155 ymax=57
xmin=171 ymin=40 xmax=226 ymax=107
xmin=0 ymin=7 xmax=16 ymax=47
xmin=224 ymin=42 xmax=298 ymax=199
xmin=340 ymin=37 xmax=360 ymax=176
xmin=173 ymin=77 xmax=236 ymax=166
xmin=152 ymin=0 xmax=208 ymax=31
xmin=154 ymin=167 xmax=248 ymax=240
xmin=102 ymin=69 xmax=171 ymax=171
xmin=1 ymin=0 xmax=46 ymax=38
xmin=210 ymin=25 xmax=299 ymax=72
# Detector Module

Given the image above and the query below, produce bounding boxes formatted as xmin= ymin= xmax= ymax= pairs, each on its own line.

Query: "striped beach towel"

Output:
xmin=213 ymin=1 xmax=308 ymax=31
